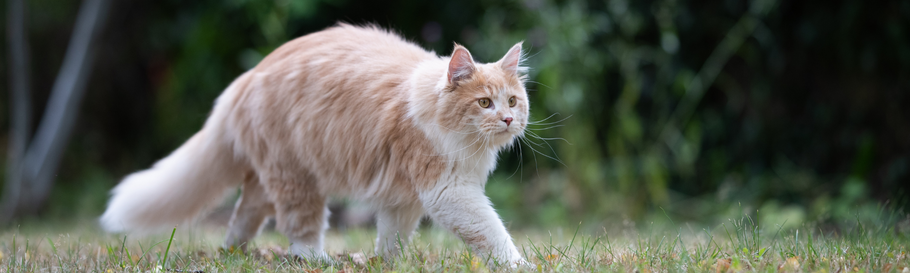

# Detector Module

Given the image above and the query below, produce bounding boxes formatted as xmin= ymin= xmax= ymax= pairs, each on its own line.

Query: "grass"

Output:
xmin=0 ymin=216 xmax=908 ymax=272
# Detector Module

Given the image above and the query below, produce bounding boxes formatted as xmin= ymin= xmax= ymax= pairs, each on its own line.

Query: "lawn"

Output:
xmin=1 ymin=217 xmax=908 ymax=272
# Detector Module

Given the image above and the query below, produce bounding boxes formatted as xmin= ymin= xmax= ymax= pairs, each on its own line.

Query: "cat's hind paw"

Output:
xmin=510 ymin=259 xmax=537 ymax=270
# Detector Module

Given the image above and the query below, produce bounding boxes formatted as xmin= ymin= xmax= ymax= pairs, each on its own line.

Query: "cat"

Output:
xmin=100 ymin=23 xmax=529 ymax=267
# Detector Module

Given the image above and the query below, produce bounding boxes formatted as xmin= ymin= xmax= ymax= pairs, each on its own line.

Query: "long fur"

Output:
xmin=100 ymin=76 xmax=248 ymax=233
xmin=101 ymin=23 xmax=530 ymax=266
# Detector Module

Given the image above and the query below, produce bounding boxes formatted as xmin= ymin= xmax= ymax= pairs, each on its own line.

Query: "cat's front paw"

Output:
xmin=289 ymin=243 xmax=332 ymax=265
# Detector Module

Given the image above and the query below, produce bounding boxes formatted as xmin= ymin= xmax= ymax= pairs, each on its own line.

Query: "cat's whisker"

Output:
xmin=528 ymin=136 xmax=570 ymax=143
xmin=525 ymin=124 xmax=564 ymax=131
xmin=525 ymin=131 xmax=566 ymax=166
xmin=517 ymin=137 xmax=524 ymax=183
xmin=526 ymin=112 xmax=562 ymax=124
xmin=519 ymin=135 xmax=566 ymax=167
xmin=520 ymin=135 xmax=547 ymax=148
xmin=519 ymin=137 xmax=542 ymax=177
xmin=526 ymin=131 xmax=571 ymax=145
xmin=504 ymin=136 xmax=524 ymax=181
xmin=527 ymin=113 xmax=572 ymax=125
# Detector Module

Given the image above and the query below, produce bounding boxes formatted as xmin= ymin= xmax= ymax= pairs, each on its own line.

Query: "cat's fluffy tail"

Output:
xmin=100 ymin=75 xmax=247 ymax=233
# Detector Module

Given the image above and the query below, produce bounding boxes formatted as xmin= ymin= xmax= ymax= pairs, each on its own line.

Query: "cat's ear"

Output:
xmin=447 ymin=45 xmax=475 ymax=84
xmin=499 ymin=42 xmax=525 ymax=74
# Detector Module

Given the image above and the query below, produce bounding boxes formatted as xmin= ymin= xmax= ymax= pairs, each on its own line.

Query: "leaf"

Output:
xmin=713 ymin=258 xmax=731 ymax=273
xmin=544 ymin=254 xmax=558 ymax=262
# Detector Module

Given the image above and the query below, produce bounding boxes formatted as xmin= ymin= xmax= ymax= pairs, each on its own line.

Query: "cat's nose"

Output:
xmin=503 ymin=117 xmax=513 ymax=126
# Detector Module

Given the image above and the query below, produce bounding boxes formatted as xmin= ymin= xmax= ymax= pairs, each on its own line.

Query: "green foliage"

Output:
xmin=469 ymin=0 xmax=910 ymax=228
xmin=2 ymin=0 xmax=908 ymax=227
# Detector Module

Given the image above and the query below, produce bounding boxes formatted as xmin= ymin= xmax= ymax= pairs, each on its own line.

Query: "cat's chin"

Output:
xmin=490 ymin=131 xmax=518 ymax=147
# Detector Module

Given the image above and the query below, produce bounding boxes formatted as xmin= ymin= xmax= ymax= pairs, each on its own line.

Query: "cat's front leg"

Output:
xmin=419 ymin=181 xmax=524 ymax=267
xmin=375 ymin=203 xmax=425 ymax=258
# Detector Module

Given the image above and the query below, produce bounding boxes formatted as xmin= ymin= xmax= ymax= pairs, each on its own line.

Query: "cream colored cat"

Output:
xmin=100 ymin=24 xmax=529 ymax=267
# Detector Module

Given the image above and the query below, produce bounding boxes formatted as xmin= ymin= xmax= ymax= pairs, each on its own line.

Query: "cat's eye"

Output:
xmin=478 ymin=98 xmax=491 ymax=108
xmin=508 ymin=96 xmax=517 ymax=107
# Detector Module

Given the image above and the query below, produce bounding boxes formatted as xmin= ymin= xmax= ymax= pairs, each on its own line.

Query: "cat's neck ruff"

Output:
xmin=403 ymin=61 xmax=506 ymax=180
xmin=407 ymin=103 xmax=503 ymax=179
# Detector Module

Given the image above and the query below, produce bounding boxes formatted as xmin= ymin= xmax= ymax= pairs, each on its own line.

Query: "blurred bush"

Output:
xmin=1 ymin=0 xmax=908 ymax=228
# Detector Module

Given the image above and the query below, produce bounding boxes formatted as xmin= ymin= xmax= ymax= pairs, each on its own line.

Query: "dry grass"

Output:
xmin=1 ymin=217 xmax=908 ymax=272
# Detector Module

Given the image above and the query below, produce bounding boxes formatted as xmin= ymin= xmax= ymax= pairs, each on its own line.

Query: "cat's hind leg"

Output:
xmin=261 ymin=170 xmax=330 ymax=261
xmin=223 ymin=171 xmax=275 ymax=252
xmin=375 ymin=203 xmax=425 ymax=258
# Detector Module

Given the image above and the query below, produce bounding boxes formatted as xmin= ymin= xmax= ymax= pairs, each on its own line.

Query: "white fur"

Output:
xmin=289 ymin=206 xmax=331 ymax=261
xmin=100 ymin=76 xmax=247 ymax=233
xmin=402 ymin=62 xmax=525 ymax=266
xmin=375 ymin=204 xmax=425 ymax=257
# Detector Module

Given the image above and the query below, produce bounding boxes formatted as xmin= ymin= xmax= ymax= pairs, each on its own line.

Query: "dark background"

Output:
xmin=1 ymin=0 xmax=908 ymax=230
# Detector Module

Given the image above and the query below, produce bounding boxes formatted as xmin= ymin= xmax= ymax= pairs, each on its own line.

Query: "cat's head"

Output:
xmin=438 ymin=42 xmax=528 ymax=149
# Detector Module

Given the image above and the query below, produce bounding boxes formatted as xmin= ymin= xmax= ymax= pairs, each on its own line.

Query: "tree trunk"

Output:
xmin=1 ymin=0 xmax=32 ymax=223
xmin=1 ymin=0 xmax=110 ymax=221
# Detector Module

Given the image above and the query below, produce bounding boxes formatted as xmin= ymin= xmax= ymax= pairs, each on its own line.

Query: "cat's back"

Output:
xmin=228 ymin=24 xmax=443 ymax=197
xmin=256 ymin=24 xmax=436 ymax=75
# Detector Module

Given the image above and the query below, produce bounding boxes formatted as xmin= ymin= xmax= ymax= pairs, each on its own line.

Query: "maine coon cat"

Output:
xmin=100 ymin=24 xmax=529 ymax=266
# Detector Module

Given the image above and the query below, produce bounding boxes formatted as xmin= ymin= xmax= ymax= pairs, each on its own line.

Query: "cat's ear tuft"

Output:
xmin=499 ymin=42 xmax=525 ymax=74
xmin=447 ymin=45 xmax=475 ymax=84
